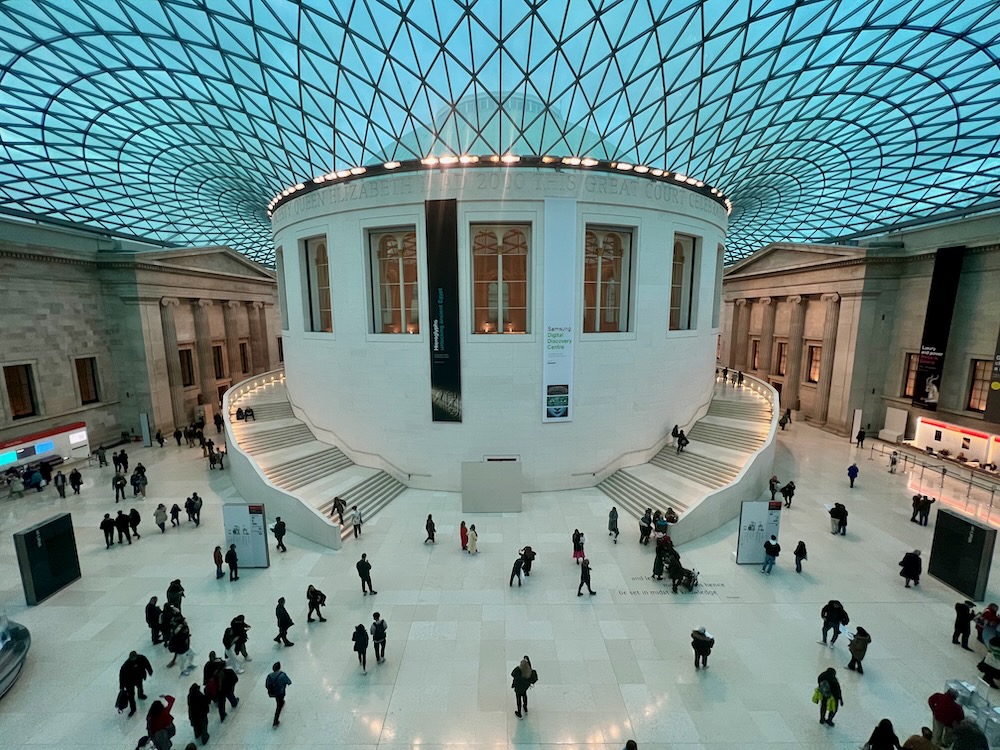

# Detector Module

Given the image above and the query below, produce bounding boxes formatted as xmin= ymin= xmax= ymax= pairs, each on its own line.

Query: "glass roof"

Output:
xmin=1 ymin=0 xmax=998 ymax=265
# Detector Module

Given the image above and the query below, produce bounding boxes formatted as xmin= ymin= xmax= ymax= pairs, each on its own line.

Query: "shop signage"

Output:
xmin=912 ymin=247 xmax=965 ymax=411
xmin=542 ymin=198 xmax=576 ymax=422
xmin=425 ymin=199 xmax=463 ymax=422
xmin=222 ymin=503 xmax=270 ymax=568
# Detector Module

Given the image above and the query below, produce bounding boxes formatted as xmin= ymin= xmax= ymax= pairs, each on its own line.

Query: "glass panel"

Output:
xmin=75 ymin=357 xmax=100 ymax=404
xmin=583 ymin=228 xmax=629 ymax=333
xmin=472 ymin=225 xmax=529 ymax=334
xmin=372 ymin=229 xmax=419 ymax=334
xmin=969 ymin=360 xmax=989 ymax=412
xmin=4 ymin=364 xmax=37 ymax=418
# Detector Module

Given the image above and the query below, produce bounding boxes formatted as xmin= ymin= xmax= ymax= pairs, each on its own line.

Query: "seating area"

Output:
xmin=229 ymin=376 xmax=406 ymax=535
xmin=598 ymin=381 xmax=773 ymax=527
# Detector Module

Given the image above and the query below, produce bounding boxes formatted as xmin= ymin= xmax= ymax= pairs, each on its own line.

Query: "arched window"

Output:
xmin=583 ymin=227 xmax=631 ymax=333
xmin=371 ymin=229 xmax=419 ymax=333
xmin=472 ymin=224 xmax=529 ymax=333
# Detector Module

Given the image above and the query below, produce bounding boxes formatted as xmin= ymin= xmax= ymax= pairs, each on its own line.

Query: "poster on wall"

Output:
xmin=222 ymin=503 xmax=270 ymax=568
xmin=425 ymin=199 xmax=462 ymax=422
xmin=542 ymin=198 xmax=577 ymax=422
xmin=983 ymin=324 xmax=1000 ymax=423
xmin=912 ymin=247 xmax=965 ymax=411
xmin=735 ymin=500 xmax=782 ymax=564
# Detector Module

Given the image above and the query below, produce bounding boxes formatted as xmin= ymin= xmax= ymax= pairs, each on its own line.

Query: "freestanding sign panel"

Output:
xmin=928 ymin=508 xmax=995 ymax=601
xmin=425 ymin=198 xmax=462 ymax=422
xmin=222 ymin=503 xmax=270 ymax=569
xmin=542 ymin=198 xmax=576 ymax=422
xmin=912 ymin=247 xmax=965 ymax=411
xmin=736 ymin=500 xmax=782 ymax=564
xmin=13 ymin=513 xmax=81 ymax=604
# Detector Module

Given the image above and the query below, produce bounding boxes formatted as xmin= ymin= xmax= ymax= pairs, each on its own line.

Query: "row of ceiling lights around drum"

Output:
xmin=266 ymin=155 xmax=732 ymax=217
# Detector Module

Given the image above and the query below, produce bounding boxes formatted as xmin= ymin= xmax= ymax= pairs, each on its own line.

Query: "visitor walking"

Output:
xmin=510 ymin=556 xmax=524 ymax=587
xmin=128 ymin=507 xmax=142 ymax=539
xmin=820 ymin=600 xmax=848 ymax=647
xmin=639 ymin=508 xmax=653 ymax=545
xmin=356 ymin=553 xmax=377 ymax=594
xmin=816 ymin=667 xmax=843 ymax=726
xmin=510 ymin=656 xmax=537 ymax=718
xmin=856 ymin=429 xmax=866 ymax=448
xmin=118 ymin=650 xmax=154 ymax=717
xmin=676 ymin=430 xmax=689 ymax=453
xmin=761 ymin=535 xmax=780 ymax=575
xmin=847 ymin=626 xmax=871 ymax=675
xmin=115 ymin=510 xmax=132 ymax=544
xmin=113 ymin=472 xmax=127 ymax=502
xmin=69 ymin=467 xmax=82 ymax=494
xmin=691 ymin=627 xmax=714 ymax=669
xmin=899 ymin=550 xmax=922 ymax=587
xmin=265 ymin=662 xmax=291 ymax=728
xmin=154 ymin=504 xmax=167 ymax=533
xmin=145 ymin=694 xmax=177 ymax=750
xmin=865 ymin=718 xmax=902 ymax=750
xmin=352 ymin=623 xmax=369 ymax=672
xmin=519 ymin=546 xmax=535 ymax=575
xmin=145 ymin=596 xmax=162 ymax=644
xmin=889 ymin=451 xmax=899 ymax=473
xmin=273 ymin=597 xmax=294 ymax=647
xmin=424 ymin=514 xmax=436 ymax=544
xmin=847 ymin=463 xmax=859 ymax=488
xmin=794 ymin=541 xmax=807 ymax=573
xmin=348 ymin=505 xmax=363 ymax=537
xmin=608 ymin=507 xmax=619 ymax=542
xmin=953 ymin=600 xmax=976 ymax=650
xmin=572 ymin=529 xmax=585 ymax=564
xmin=467 ymin=524 xmax=478 ymax=554
xmin=577 ymin=558 xmax=596 ymax=596
xmin=460 ymin=520 xmax=468 ymax=550
xmin=306 ymin=584 xmax=327 ymax=622
xmin=780 ymin=481 xmax=796 ymax=508
xmin=371 ymin=612 xmax=387 ymax=664
xmin=273 ymin=517 xmax=287 ymax=552
xmin=53 ymin=470 xmax=67 ymax=498
xmin=329 ymin=496 xmax=345 ymax=525
xmin=100 ymin=513 xmax=116 ymax=549
xmin=186 ymin=684 xmax=210 ymax=745
xmin=769 ymin=475 xmax=779 ymax=501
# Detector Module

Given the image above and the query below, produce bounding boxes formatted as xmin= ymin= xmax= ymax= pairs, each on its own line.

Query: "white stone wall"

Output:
xmin=273 ymin=168 xmax=727 ymax=490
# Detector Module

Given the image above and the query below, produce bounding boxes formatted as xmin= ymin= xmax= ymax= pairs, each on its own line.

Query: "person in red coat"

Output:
xmin=460 ymin=521 xmax=469 ymax=551
xmin=145 ymin=694 xmax=176 ymax=749
xmin=928 ymin=689 xmax=964 ymax=747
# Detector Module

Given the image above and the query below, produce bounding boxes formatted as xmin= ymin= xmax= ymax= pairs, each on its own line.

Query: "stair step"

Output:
xmin=598 ymin=470 xmax=687 ymax=523
xmin=316 ymin=471 xmax=408 ymax=540
xmin=649 ymin=449 xmax=738 ymax=488
xmin=263 ymin=447 xmax=354 ymax=491
xmin=236 ymin=423 xmax=314 ymax=453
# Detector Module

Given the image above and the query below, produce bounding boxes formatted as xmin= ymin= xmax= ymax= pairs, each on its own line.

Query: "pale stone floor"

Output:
xmin=1 ymin=421 xmax=997 ymax=750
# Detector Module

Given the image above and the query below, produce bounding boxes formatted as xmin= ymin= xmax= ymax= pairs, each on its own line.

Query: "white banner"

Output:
xmin=542 ymin=197 xmax=577 ymax=422
xmin=222 ymin=503 xmax=271 ymax=568
xmin=735 ymin=500 xmax=782 ymax=564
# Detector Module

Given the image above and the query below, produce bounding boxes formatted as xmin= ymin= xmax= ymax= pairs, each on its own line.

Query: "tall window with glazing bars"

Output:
xmin=472 ymin=224 xmax=529 ymax=334
xmin=370 ymin=228 xmax=419 ymax=334
xmin=583 ymin=227 xmax=631 ymax=333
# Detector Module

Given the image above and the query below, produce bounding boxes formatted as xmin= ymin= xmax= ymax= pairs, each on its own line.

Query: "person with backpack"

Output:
xmin=820 ymin=600 xmax=849 ymax=647
xmin=510 ymin=655 xmax=538 ymax=718
xmin=691 ymin=627 xmax=715 ymax=669
xmin=815 ymin=668 xmax=843 ymax=726
xmin=371 ymin=612 xmax=388 ymax=664
xmin=265 ymin=662 xmax=291 ymax=728
xmin=352 ymin=623 xmax=370 ymax=672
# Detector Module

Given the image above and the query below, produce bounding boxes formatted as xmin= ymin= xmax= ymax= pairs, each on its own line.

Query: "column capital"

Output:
xmin=248 ymin=301 xmax=264 ymax=310
xmin=758 ymin=296 xmax=772 ymax=306
xmin=786 ymin=295 xmax=803 ymax=305
xmin=160 ymin=296 xmax=180 ymax=308
xmin=735 ymin=298 xmax=748 ymax=307
xmin=196 ymin=299 xmax=214 ymax=308
xmin=820 ymin=292 xmax=840 ymax=303
xmin=226 ymin=300 xmax=243 ymax=310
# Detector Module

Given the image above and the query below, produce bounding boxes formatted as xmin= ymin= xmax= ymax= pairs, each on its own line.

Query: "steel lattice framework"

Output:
xmin=1 ymin=0 xmax=999 ymax=265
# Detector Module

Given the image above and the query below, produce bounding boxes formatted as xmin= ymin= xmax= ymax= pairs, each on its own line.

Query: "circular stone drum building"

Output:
xmin=271 ymin=159 xmax=728 ymax=491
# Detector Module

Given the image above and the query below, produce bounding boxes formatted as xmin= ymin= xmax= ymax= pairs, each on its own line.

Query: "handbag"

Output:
xmin=811 ymin=688 xmax=822 ymax=704
xmin=116 ymin=688 xmax=129 ymax=712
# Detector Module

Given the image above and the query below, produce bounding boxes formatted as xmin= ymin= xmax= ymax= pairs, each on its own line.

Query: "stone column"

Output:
xmin=222 ymin=301 xmax=244 ymax=382
xmin=757 ymin=297 xmax=775 ymax=376
xmin=783 ymin=295 xmax=806 ymax=410
xmin=192 ymin=299 xmax=217 ymax=419
xmin=260 ymin=304 xmax=274 ymax=369
xmin=248 ymin=302 xmax=271 ymax=374
xmin=731 ymin=299 xmax=749 ymax=370
xmin=815 ymin=293 xmax=841 ymax=424
xmin=159 ymin=297 xmax=187 ymax=428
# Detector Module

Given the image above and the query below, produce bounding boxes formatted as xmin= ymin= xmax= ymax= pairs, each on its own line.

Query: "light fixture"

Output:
xmin=562 ymin=157 xmax=581 ymax=166
xmin=500 ymin=153 xmax=520 ymax=164
xmin=541 ymin=156 xmax=558 ymax=164
xmin=383 ymin=161 xmax=401 ymax=170
xmin=336 ymin=169 xmax=351 ymax=178
xmin=325 ymin=171 xmax=338 ymax=179
xmin=650 ymin=168 xmax=664 ymax=177
xmin=439 ymin=155 xmax=458 ymax=165
xmin=634 ymin=165 xmax=650 ymax=173
xmin=613 ymin=162 xmax=633 ymax=171
xmin=350 ymin=166 xmax=367 ymax=175
xmin=421 ymin=156 xmax=439 ymax=166
xmin=313 ymin=176 xmax=325 ymax=183
xmin=673 ymin=173 xmax=687 ymax=182
xmin=580 ymin=157 xmax=598 ymax=167
xmin=459 ymin=155 xmax=479 ymax=164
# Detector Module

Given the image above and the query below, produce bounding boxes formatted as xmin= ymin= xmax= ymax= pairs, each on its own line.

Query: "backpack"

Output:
xmin=372 ymin=620 xmax=387 ymax=640
xmin=265 ymin=673 xmax=278 ymax=697
xmin=840 ymin=611 xmax=850 ymax=626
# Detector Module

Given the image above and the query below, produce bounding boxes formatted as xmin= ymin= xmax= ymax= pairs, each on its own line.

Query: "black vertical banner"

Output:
xmin=984 ymin=324 xmax=1000 ymax=423
xmin=425 ymin=199 xmax=462 ymax=422
xmin=912 ymin=246 xmax=965 ymax=411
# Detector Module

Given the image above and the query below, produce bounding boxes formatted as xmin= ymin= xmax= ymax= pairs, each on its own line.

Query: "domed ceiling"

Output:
xmin=1 ymin=0 xmax=998 ymax=265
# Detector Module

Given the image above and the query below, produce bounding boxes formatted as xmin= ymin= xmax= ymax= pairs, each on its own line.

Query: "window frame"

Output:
xmin=776 ymin=341 xmax=788 ymax=377
xmin=669 ymin=233 xmax=700 ymax=331
xmin=750 ymin=339 xmax=760 ymax=370
xmin=179 ymin=348 xmax=196 ymax=388
xmin=368 ymin=226 xmax=421 ymax=334
xmin=275 ymin=246 xmax=289 ymax=331
xmin=277 ymin=337 xmax=284 ymax=363
xmin=239 ymin=342 xmax=250 ymax=374
xmin=968 ymin=359 xmax=990 ymax=412
xmin=806 ymin=345 xmax=822 ymax=383
xmin=470 ymin=222 xmax=531 ymax=335
xmin=74 ymin=356 xmax=100 ymax=405
xmin=212 ymin=344 xmax=226 ymax=380
xmin=582 ymin=224 xmax=634 ymax=334
xmin=3 ymin=363 xmax=39 ymax=420
xmin=901 ymin=352 xmax=919 ymax=398
xmin=302 ymin=235 xmax=333 ymax=333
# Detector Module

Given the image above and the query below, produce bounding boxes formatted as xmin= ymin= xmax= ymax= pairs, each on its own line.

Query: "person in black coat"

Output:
xmin=306 ymin=585 xmax=327 ymax=622
xmin=100 ymin=513 xmax=116 ymax=549
xmin=424 ymin=514 xmax=436 ymax=544
xmin=119 ymin=650 xmax=154 ymax=717
xmin=510 ymin=656 xmax=537 ymax=718
xmin=145 ymin=596 xmax=162 ymax=645
xmin=691 ymin=627 xmax=715 ymax=669
xmin=352 ymin=623 xmax=369 ymax=672
xmin=224 ymin=544 xmax=239 ymax=581
xmin=639 ymin=508 xmax=653 ymax=545
xmin=817 ymin=668 xmax=843 ymax=725
xmin=187 ymin=683 xmax=210 ymax=744
xmin=273 ymin=517 xmax=287 ymax=553
xmin=953 ymin=600 xmax=977 ymax=650
xmin=577 ymin=559 xmax=596 ymax=596
xmin=274 ymin=597 xmax=294 ymax=647
xmin=128 ymin=508 xmax=142 ymax=540
xmin=899 ymin=550 xmax=922 ymax=588
xmin=114 ymin=510 xmax=132 ymax=544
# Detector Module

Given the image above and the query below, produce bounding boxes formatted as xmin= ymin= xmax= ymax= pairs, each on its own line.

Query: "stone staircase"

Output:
xmin=229 ymin=379 xmax=407 ymax=534
xmin=597 ymin=383 xmax=772 ymax=523
xmin=317 ymin=472 xmax=409 ymax=540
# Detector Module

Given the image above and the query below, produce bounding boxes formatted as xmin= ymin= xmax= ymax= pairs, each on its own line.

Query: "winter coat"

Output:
xmin=928 ymin=691 xmax=965 ymax=726
xmin=691 ymin=630 xmax=715 ymax=656
xmin=899 ymin=553 xmax=922 ymax=579
xmin=849 ymin=631 xmax=871 ymax=661
xmin=353 ymin=627 xmax=369 ymax=652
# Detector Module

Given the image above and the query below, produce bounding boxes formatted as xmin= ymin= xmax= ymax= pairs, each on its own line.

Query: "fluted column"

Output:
xmin=815 ymin=293 xmax=841 ymax=423
xmin=757 ymin=297 xmax=775 ymax=376
xmin=248 ymin=301 xmax=270 ymax=374
xmin=783 ymin=295 xmax=806 ymax=410
xmin=259 ymin=304 xmax=274 ymax=369
xmin=222 ymin=301 xmax=244 ymax=381
xmin=733 ymin=299 xmax=750 ymax=370
xmin=159 ymin=297 xmax=186 ymax=428
xmin=192 ymin=299 xmax=217 ymax=418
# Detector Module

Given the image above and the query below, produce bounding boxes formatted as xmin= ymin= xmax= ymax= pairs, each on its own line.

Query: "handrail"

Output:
xmin=864 ymin=440 xmax=1000 ymax=497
